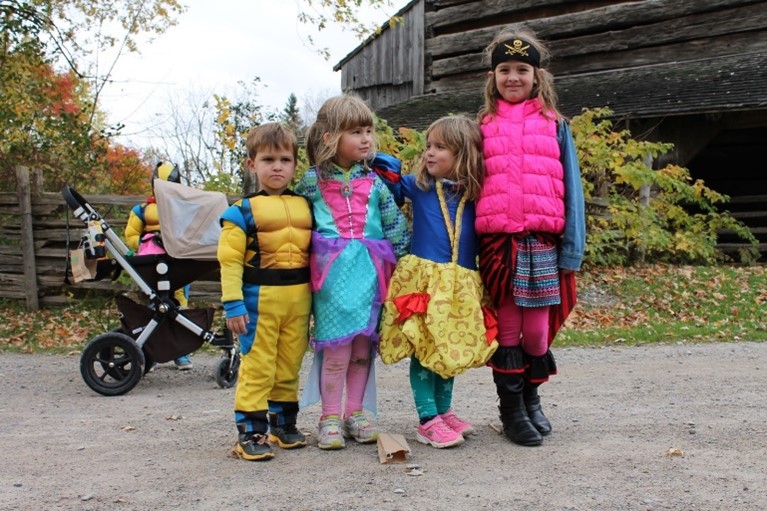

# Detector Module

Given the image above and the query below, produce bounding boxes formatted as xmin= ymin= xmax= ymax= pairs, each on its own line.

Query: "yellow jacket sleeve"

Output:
xmin=217 ymin=219 xmax=247 ymax=304
xmin=124 ymin=207 xmax=145 ymax=251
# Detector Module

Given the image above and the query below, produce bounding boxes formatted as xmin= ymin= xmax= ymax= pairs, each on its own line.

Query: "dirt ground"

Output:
xmin=1 ymin=341 xmax=766 ymax=511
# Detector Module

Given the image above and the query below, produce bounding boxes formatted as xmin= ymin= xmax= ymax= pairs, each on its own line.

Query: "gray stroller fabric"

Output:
xmin=154 ymin=179 xmax=229 ymax=261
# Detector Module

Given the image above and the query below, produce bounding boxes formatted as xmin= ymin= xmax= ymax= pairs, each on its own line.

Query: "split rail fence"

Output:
xmin=1 ymin=167 xmax=222 ymax=310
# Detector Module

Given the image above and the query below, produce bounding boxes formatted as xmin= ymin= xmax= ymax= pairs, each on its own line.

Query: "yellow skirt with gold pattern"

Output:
xmin=379 ymin=254 xmax=498 ymax=379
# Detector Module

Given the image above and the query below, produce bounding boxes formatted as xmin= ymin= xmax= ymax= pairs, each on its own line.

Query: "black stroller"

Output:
xmin=62 ymin=184 xmax=240 ymax=396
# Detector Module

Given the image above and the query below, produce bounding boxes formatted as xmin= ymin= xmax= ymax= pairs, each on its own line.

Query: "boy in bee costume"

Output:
xmin=218 ymin=122 xmax=312 ymax=461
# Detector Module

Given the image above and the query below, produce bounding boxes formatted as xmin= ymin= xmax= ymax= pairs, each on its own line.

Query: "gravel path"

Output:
xmin=1 ymin=341 xmax=765 ymax=510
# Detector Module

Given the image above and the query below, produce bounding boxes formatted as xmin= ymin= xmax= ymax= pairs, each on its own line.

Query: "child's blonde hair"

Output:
xmin=415 ymin=115 xmax=485 ymax=201
xmin=311 ymin=94 xmax=377 ymax=168
xmin=245 ymin=122 xmax=298 ymax=161
xmin=479 ymin=26 xmax=560 ymax=121
xmin=304 ymin=120 xmax=324 ymax=167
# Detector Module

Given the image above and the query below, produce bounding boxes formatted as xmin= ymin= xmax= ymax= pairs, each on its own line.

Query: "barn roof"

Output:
xmin=377 ymin=52 xmax=767 ymax=130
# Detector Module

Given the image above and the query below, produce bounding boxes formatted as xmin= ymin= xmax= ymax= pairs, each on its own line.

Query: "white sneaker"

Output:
xmin=343 ymin=412 xmax=379 ymax=444
xmin=317 ymin=415 xmax=345 ymax=450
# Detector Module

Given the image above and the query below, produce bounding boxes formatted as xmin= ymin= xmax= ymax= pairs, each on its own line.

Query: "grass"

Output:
xmin=557 ymin=264 xmax=767 ymax=347
xmin=0 ymin=264 xmax=765 ymax=354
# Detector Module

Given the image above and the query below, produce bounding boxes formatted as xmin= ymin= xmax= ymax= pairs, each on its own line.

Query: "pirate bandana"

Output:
xmin=491 ymin=38 xmax=541 ymax=69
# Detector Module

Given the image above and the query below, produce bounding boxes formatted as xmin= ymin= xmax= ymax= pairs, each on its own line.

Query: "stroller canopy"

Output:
xmin=154 ymin=179 xmax=229 ymax=261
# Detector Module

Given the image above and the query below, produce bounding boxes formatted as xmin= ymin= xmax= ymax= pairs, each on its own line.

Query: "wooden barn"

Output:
xmin=334 ymin=0 xmax=767 ymax=257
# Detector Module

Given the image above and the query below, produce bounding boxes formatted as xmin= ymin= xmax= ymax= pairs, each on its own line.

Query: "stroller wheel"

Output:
xmin=214 ymin=355 xmax=239 ymax=389
xmin=80 ymin=332 xmax=145 ymax=396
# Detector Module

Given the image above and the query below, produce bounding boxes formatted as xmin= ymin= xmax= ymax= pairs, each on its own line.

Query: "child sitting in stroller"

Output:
xmin=63 ymin=174 xmax=239 ymax=396
xmin=125 ymin=162 xmax=193 ymax=370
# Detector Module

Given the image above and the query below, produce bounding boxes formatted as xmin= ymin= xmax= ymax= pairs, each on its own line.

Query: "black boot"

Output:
xmin=523 ymin=350 xmax=557 ymax=436
xmin=268 ymin=401 xmax=306 ymax=449
xmin=493 ymin=371 xmax=543 ymax=446
xmin=523 ymin=383 xmax=551 ymax=435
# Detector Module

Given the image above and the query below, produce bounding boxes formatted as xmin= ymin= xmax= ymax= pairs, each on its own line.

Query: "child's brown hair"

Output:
xmin=245 ymin=122 xmax=298 ymax=161
xmin=415 ymin=115 xmax=485 ymax=201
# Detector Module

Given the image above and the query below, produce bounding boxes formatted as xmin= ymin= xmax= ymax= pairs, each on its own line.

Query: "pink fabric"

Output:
xmin=476 ymin=98 xmax=565 ymax=235
xmin=496 ymin=298 xmax=551 ymax=356
xmin=319 ymin=177 xmax=374 ymax=239
xmin=137 ymin=233 xmax=166 ymax=255
xmin=320 ymin=335 xmax=372 ymax=417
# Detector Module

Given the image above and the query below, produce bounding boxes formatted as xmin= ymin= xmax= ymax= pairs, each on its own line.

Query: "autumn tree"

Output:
xmin=145 ymin=78 xmax=275 ymax=194
xmin=571 ymin=107 xmax=758 ymax=265
xmin=0 ymin=45 xmax=104 ymax=192
xmin=0 ymin=0 xmax=183 ymax=192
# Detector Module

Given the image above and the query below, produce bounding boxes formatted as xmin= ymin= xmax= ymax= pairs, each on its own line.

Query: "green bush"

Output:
xmin=571 ymin=107 xmax=758 ymax=266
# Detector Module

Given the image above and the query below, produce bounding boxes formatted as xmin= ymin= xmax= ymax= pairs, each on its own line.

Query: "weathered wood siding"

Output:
xmin=336 ymin=0 xmax=425 ymax=110
xmin=425 ymin=0 xmax=767 ymax=93
xmin=336 ymin=0 xmax=767 ymax=114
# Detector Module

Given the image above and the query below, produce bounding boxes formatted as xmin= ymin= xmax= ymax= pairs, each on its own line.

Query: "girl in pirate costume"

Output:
xmin=379 ymin=116 xmax=498 ymax=449
xmin=476 ymin=28 xmax=586 ymax=446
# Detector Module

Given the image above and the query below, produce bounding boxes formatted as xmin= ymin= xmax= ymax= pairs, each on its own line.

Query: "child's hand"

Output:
xmin=226 ymin=315 xmax=249 ymax=335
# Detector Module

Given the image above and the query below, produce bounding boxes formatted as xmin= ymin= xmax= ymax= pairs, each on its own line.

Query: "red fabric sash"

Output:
xmin=393 ymin=292 xmax=430 ymax=323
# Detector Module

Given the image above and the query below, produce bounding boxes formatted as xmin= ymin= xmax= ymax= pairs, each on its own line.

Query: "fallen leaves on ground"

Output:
xmin=566 ymin=264 xmax=766 ymax=334
xmin=0 ymin=264 xmax=764 ymax=352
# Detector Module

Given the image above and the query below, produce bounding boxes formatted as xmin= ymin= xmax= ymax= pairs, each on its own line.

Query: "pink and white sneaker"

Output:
xmin=440 ymin=409 xmax=477 ymax=437
xmin=416 ymin=415 xmax=464 ymax=448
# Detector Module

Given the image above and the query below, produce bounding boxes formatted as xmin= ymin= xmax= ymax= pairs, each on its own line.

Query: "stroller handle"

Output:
xmin=61 ymin=184 xmax=133 ymax=256
xmin=61 ymin=184 xmax=99 ymax=222
xmin=61 ymin=185 xmax=88 ymax=211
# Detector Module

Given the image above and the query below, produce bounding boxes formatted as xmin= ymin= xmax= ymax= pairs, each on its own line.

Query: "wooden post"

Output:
xmin=243 ymin=170 xmax=257 ymax=196
xmin=16 ymin=166 xmax=40 ymax=310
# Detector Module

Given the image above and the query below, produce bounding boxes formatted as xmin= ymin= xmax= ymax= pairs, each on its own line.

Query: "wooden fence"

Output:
xmin=1 ymin=167 xmax=222 ymax=310
xmin=2 ymin=167 xmax=760 ymax=311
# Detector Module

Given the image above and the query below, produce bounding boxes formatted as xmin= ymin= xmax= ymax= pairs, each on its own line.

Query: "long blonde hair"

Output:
xmin=478 ymin=26 xmax=560 ymax=121
xmin=415 ymin=116 xmax=485 ymax=201
xmin=310 ymin=94 xmax=377 ymax=168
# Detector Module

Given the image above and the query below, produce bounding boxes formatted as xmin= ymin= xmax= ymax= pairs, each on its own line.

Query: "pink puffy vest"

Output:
xmin=476 ymin=98 xmax=565 ymax=235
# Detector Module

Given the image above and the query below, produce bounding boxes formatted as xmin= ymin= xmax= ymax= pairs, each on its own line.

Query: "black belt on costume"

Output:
xmin=243 ymin=266 xmax=310 ymax=286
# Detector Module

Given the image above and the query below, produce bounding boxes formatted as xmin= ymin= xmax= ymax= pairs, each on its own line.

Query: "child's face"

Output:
xmin=334 ymin=125 xmax=373 ymax=168
xmin=491 ymin=61 xmax=535 ymax=104
xmin=424 ymin=134 xmax=456 ymax=181
xmin=247 ymin=145 xmax=296 ymax=195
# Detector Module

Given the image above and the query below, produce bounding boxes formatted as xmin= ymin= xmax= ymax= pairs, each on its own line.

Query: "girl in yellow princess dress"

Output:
xmin=379 ymin=115 xmax=498 ymax=449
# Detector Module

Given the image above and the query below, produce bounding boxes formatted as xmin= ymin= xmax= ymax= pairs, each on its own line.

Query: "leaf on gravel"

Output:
xmin=121 ymin=425 xmax=136 ymax=432
xmin=166 ymin=415 xmax=184 ymax=421
xmin=665 ymin=448 xmax=684 ymax=457
xmin=405 ymin=468 xmax=425 ymax=476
